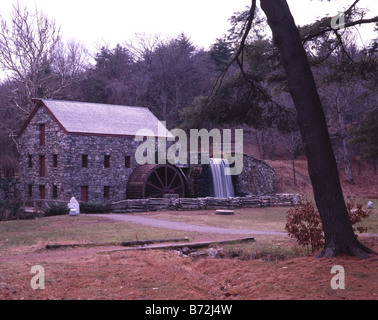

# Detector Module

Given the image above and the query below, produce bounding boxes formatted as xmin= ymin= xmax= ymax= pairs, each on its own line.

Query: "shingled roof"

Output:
xmin=18 ymin=99 xmax=173 ymax=138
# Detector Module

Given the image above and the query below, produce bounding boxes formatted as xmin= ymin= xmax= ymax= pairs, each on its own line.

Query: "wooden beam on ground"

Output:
xmin=45 ymin=237 xmax=190 ymax=250
xmin=102 ymin=236 xmax=256 ymax=253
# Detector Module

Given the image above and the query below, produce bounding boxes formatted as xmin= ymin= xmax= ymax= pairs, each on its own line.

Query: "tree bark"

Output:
xmin=260 ymin=0 xmax=375 ymax=258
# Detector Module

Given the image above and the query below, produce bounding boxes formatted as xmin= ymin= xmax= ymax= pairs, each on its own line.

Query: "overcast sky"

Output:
xmin=0 ymin=0 xmax=377 ymax=51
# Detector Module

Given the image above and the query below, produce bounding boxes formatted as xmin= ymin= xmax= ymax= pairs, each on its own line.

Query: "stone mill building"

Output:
xmin=17 ymin=98 xmax=175 ymax=203
xmin=16 ymin=98 xmax=276 ymax=204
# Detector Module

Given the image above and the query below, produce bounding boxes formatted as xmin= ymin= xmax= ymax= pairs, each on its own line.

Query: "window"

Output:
xmin=104 ymin=155 xmax=110 ymax=168
xmin=53 ymin=154 xmax=58 ymax=168
xmin=39 ymin=185 xmax=46 ymax=199
xmin=28 ymin=155 xmax=33 ymax=168
xmin=39 ymin=155 xmax=46 ymax=177
xmin=82 ymin=155 xmax=88 ymax=168
xmin=28 ymin=185 xmax=33 ymax=198
xmin=81 ymin=186 xmax=88 ymax=202
xmin=125 ymin=156 xmax=131 ymax=168
xmin=52 ymin=185 xmax=58 ymax=199
xmin=39 ymin=124 xmax=45 ymax=146
xmin=104 ymin=186 xmax=110 ymax=199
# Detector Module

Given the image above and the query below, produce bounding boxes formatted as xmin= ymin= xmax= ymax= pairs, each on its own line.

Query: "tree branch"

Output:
xmin=302 ymin=17 xmax=378 ymax=43
xmin=198 ymin=0 xmax=264 ymax=125
xmin=205 ymin=0 xmax=257 ymax=103
xmin=196 ymin=0 xmax=290 ymax=128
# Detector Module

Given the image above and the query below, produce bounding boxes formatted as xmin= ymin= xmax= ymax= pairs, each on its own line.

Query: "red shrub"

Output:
xmin=285 ymin=192 xmax=372 ymax=255
xmin=285 ymin=193 xmax=324 ymax=254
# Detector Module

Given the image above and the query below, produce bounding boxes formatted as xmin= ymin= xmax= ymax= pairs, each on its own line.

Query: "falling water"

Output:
xmin=209 ymin=158 xmax=235 ymax=198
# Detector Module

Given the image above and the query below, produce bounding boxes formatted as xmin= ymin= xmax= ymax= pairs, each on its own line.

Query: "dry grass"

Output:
xmin=0 ymin=215 xmax=213 ymax=257
xmin=265 ymin=159 xmax=378 ymax=199
xmin=1 ymin=239 xmax=377 ymax=300
xmin=132 ymin=206 xmax=288 ymax=232
xmin=132 ymin=203 xmax=377 ymax=235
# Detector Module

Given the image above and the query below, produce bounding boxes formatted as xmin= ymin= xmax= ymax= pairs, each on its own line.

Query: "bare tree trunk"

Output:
xmin=253 ymin=129 xmax=266 ymax=160
xmin=283 ymin=132 xmax=301 ymax=188
xmin=270 ymin=134 xmax=276 ymax=161
xmin=260 ymin=0 xmax=375 ymax=258
xmin=342 ymin=136 xmax=354 ymax=183
xmin=339 ymin=113 xmax=354 ymax=184
xmin=292 ymin=157 xmax=297 ymax=187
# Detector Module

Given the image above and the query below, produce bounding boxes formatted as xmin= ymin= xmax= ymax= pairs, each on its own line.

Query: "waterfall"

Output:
xmin=209 ymin=158 xmax=235 ymax=198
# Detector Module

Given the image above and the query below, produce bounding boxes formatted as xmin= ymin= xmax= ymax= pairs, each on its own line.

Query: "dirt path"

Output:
xmin=88 ymin=214 xmax=287 ymax=236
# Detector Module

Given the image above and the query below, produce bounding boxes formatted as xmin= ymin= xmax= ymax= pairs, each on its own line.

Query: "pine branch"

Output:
xmin=302 ymin=17 xmax=378 ymax=43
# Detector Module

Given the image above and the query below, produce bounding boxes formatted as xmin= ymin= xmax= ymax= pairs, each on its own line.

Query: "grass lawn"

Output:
xmin=131 ymin=207 xmax=289 ymax=232
xmin=1 ymin=202 xmax=376 ymax=255
xmin=0 ymin=215 xmax=209 ymax=255
xmin=132 ymin=202 xmax=378 ymax=234
xmin=2 ymin=202 xmax=375 ymax=262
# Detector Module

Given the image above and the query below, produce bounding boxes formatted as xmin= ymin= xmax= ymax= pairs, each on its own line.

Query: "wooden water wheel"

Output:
xmin=126 ymin=164 xmax=185 ymax=199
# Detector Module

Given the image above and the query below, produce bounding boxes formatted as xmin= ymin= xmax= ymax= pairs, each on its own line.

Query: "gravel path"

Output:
xmin=89 ymin=214 xmax=287 ymax=236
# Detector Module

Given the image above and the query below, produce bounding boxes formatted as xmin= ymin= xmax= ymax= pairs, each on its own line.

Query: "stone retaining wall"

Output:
xmin=235 ymin=154 xmax=276 ymax=195
xmin=108 ymin=193 xmax=298 ymax=213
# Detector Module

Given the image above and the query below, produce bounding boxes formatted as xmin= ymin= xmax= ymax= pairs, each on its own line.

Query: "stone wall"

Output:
xmin=61 ymin=134 xmax=141 ymax=202
xmin=235 ymin=154 xmax=276 ymax=196
xmin=108 ymin=194 xmax=297 ymax=213
xmin=0 ymin=177 xmax=20 ymax=200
